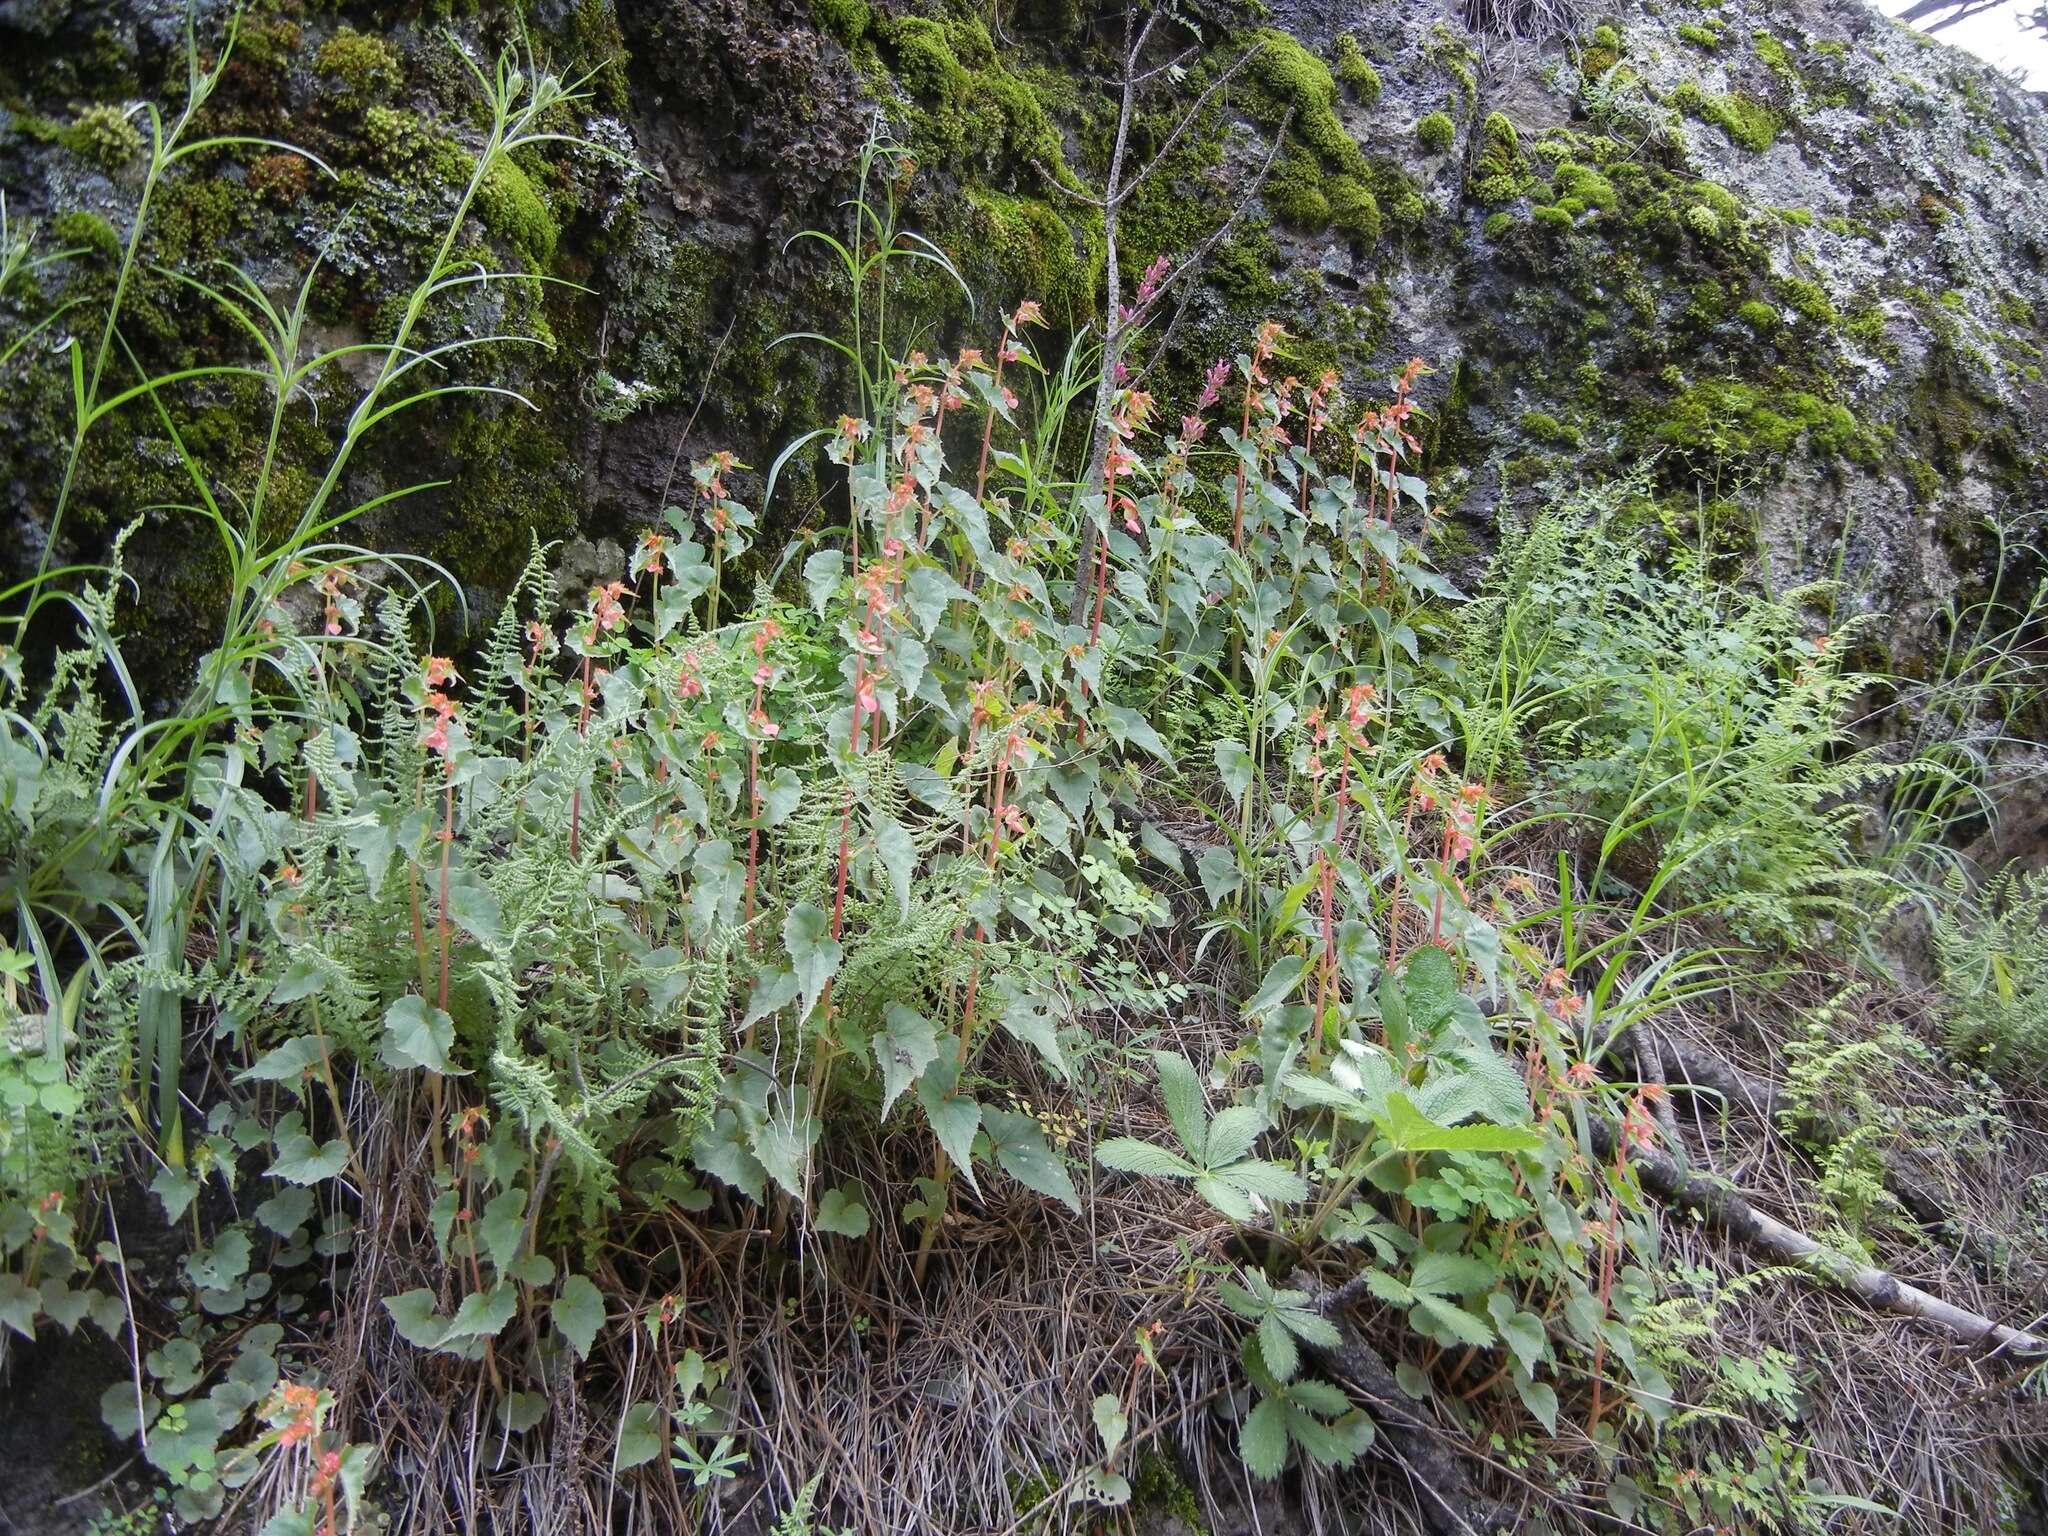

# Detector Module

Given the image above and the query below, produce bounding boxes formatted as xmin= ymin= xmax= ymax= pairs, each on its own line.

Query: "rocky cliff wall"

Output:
xmin=1 ymin=0 xmax=2043 ymax=684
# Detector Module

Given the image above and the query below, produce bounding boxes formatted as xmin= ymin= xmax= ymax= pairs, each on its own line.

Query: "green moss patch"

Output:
xmin=1669 ymin=81 xmax=1781 ymax=151
xmin=1471 ymin=111 xmax=1532 ymax=205
xmin=477 ymin=160 xmax=560 ymax=268
xmin=1332 ymin=32 xmax=1381 ymax=106
xmin=1643 ymin=376 xmax=1882 ymax=471
xmin=961 ymin=187 xmax=1098 ymax=325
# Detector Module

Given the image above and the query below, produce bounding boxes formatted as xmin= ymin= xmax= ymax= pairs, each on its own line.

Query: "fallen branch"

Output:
xmin=1642 ymin=1035 xmax=2048 ymax=1303
xmin=1586 ymin=1118 xmax=2048 ymax=1358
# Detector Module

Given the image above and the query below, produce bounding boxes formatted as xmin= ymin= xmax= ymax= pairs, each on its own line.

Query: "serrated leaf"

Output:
xmin=1399 ymin=946 xmax=1459 ymax=1032
xmin=1276 ymin=1305 xmax=1342 ymax=1350
xmin=1151 ymin=1049 xmax=1207 ymax=1164
xmin=1411 ymin=1250 xmax=1497 ymax=1297
xmin=1216 ymin=1159 xmax=1308 ymax=1206
xmin=552 ymin=1274 xmax=604 ymax=1361
xmin=1285 ymin=1378 xmax=1355 ymax=1418
xmin=1413 ymin=1293 xmax=1494 ymax=1348
xmin=1239 ymin=1397 xmax=1289 ymax=1480
xmin=1193 ymin=1175 xmax=1256 ymax=1222
xmin=1094 ymin=1137 xmax=1198 ymax=1178
xmin=1258 ymin=1312 xmax=1299 ymax=1383
xmin=1282 ymin=1071 xmax=1375 ymax=1120
xmin=1356 ymin=1266 xmax=1415 ymax=1304
xmin=1417 ymin=1045 xmax=1531 ymax=1128
xmin=1203 ymin=1105 xmax=1267 ymax=1168
xmin=1383 ymin=1092 xmax=1542 ymax=1154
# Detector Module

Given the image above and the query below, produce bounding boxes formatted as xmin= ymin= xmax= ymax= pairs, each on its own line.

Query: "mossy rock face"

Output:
xmin=0 ymin=0 xmax=2044 ymax=686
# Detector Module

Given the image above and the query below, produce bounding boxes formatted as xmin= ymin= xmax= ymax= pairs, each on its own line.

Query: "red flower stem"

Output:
xmin=975 ymin=349 xmax=1006 ymax=507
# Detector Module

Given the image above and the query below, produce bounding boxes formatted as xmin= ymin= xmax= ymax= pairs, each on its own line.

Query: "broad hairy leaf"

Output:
xmin=983 ymin=1108 xmax=1079 ymax=1212
xmin=916 ymin=1059 xmax=981 ymax=1195
xmin=781 ymin=902 xmax=841 ymax=1023
xmin=383 ymin=1289 xmax=449 ymax=1350
xmin=444 ymin=1284 xmax=517 ymax=1341
xmin=874 ymin=1002 xmax=939 ymax=1118
xmin=815 ymin=1186 xmax=871 ymax=1238
xmin=269 ymin=1134 xmax=349 ymax=1185
xmin=614 ymin=1401 xmax=665 ymax=1470
xmin=238 ymin=1035 xmax=327 ymax=1084
xmin=552 ymin=1274 xmax=605 ymax=1361
xmin=1382 ymin=1092 xmax=1542 ymax=1154
xmin=380 ymin=996 xmax=462 ymax=1075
